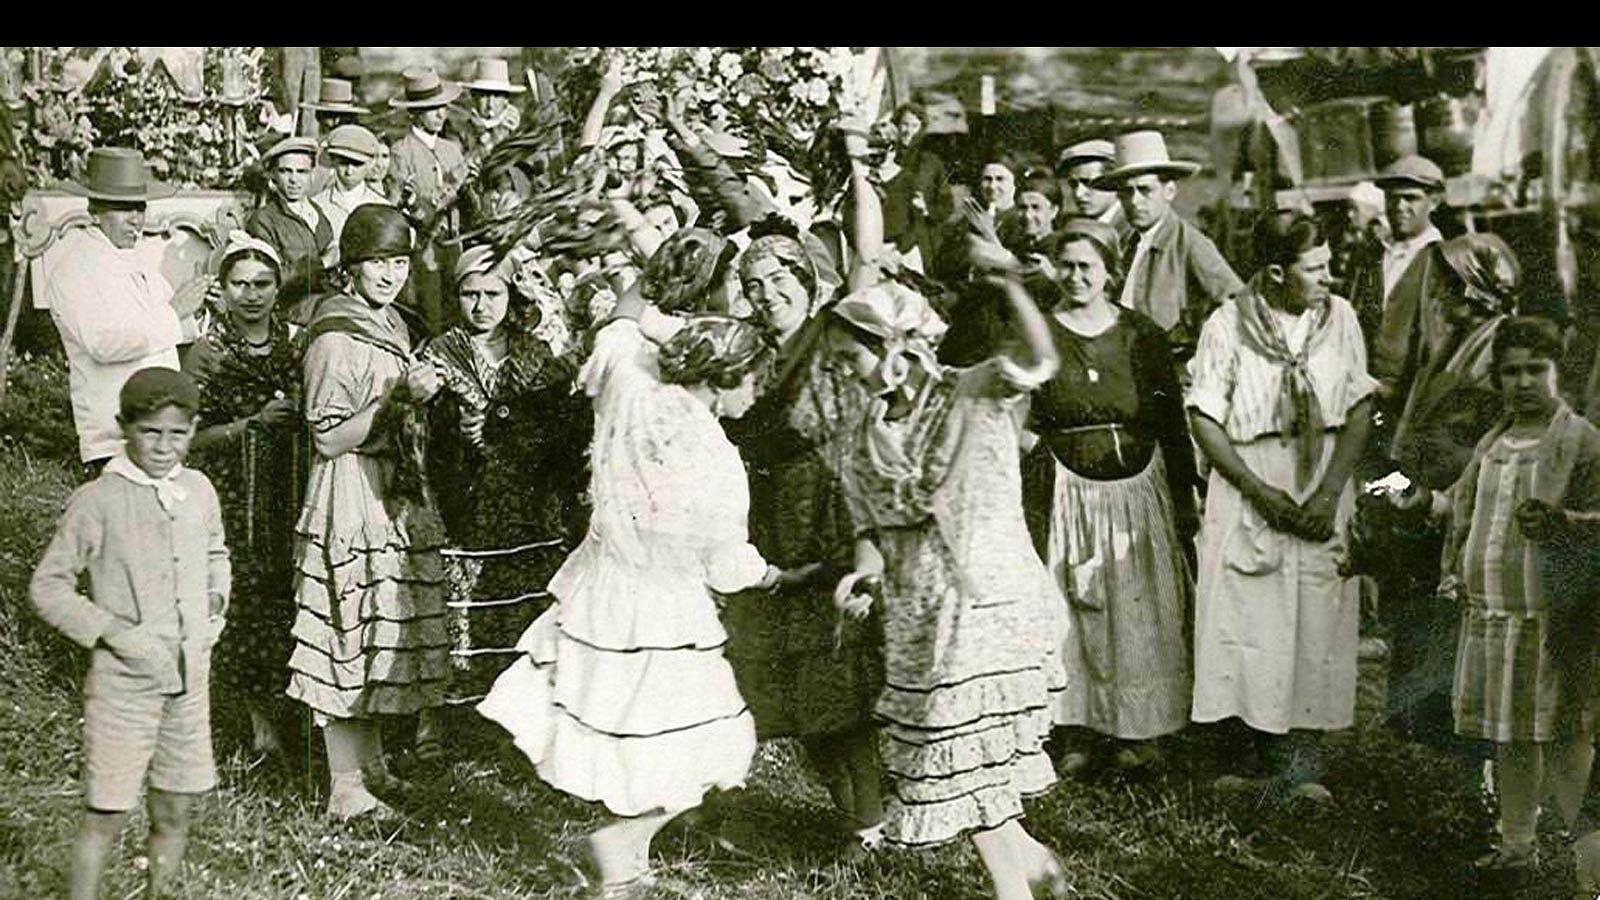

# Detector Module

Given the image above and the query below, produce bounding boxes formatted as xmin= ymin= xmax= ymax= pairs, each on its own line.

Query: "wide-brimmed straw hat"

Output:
xmin=1094 ymin=131 xmax=1202 ymax=185
xmin=462 ymin=58 xmax=525 ymax=94
xmin=302 ymin=78 xmax=369 ymax=115
xmin=388 ymin=67 xmax=462 ymax=109
xmin=66 ymin=147 xmax=176 ymax=202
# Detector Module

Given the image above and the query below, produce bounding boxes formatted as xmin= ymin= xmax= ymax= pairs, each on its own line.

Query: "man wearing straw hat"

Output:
xmin=389 ymin=67 xmax=470 ymax=336
xmin=459 ymin=57 xmax=525 ymax=156
xmin=42 ymin=147 xmax=185 ymax=471
xmin=313 ymin=123 xmax=390 ymax=261
xmin=1095 ymin=130 xmax=1242 ymax=363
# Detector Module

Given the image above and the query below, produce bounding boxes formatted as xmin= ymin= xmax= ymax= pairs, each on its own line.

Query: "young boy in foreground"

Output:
xmin=29 ymin=366 xmax=230 ymax=899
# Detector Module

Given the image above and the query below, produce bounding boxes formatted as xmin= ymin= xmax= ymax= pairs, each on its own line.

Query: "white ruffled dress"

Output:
xmin=478 ymin=320 xmax=767 ymax=816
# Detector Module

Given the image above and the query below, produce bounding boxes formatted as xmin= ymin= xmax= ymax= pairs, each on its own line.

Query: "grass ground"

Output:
xmin=0 ymin=441 xmax=1592 ymax=900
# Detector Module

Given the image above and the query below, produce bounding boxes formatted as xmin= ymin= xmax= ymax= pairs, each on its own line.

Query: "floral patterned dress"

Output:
xmin=185 ymin=313 xmax=305 ymax=703
xmin=422 ymin=318 xmax=591 ymax=694
xmin=841 ymin=359 xmax=1066 ymax=848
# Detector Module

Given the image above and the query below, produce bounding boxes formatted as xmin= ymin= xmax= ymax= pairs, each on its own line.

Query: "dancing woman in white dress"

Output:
xmin=478 ymin=307 xmax=796 ymax=895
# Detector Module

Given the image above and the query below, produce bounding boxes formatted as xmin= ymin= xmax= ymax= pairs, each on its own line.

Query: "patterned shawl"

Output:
xmin=1235 ymin=273 xmax=1337 ymax=490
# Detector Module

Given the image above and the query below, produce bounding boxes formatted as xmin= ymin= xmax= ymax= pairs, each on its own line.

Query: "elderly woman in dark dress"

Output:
xmin=421 ymin=245 xmax=592 ymax=707
xmin=184 ymin=231 xmax=304 ymax=757
xmin=1020 ymin=218 xmax=1198 ymax=775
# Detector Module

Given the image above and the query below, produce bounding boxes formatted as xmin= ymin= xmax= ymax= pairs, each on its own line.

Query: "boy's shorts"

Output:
xmin=82 ymin=647 xmax=216 ymax=812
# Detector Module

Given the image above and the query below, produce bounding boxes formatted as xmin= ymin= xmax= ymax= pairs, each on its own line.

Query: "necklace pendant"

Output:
xmin=1086 ymin=367 xmax=1100 ymax=384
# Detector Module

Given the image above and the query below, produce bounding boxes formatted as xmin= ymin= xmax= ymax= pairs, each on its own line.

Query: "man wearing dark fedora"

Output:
xmin=247 ymin=135 xmax=335 ymax=319
xmin=388 ymin=67 xmax=470 ymax=336
xmin=41 ymin=147 xmax=185 ymax=471
xmin=1096 ymin=130 xmax=1242 ymax=364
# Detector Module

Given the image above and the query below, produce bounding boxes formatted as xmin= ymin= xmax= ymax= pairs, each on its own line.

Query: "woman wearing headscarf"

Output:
xmin=1187 ymin=211 xmax=1377 ymax=802
xmin=478 ymin=310 xmax=798 ymax=895
xmin=824 ymin=236 xmax=1069 ymax=899
xmin=715 ymin=124 xmax=894 ymax=848
xmin=286 ymin=204 xmax=449 ymax=819
xmin=184 ymin=232 xmax=304 ymax=758
xmin=420 ymin=245 xmax=591 ymax=711
xmin=1019 ymin=218 xmax=1197 ymax=776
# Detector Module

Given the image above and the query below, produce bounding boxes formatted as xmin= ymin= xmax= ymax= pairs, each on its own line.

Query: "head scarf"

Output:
xmin=214 ymin=229 xmax=283 ymax=275
xmin=830 ymin=281 xmax=947 ymax=393
xmin=657 ymin=314 xmax=771 ymax=388
xmin=641 ymin=228 xmax=732 ymax=313
xmin=1236 ymin=272 xmax=1337 ymax=491
xmin=1439 ymin=233 xmax=1520 ymax=314
xmin=454 ymin=244 xmax=513 ymax=286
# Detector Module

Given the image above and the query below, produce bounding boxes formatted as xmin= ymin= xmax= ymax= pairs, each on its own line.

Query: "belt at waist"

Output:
xmin=1038 ymin=423 xmax=1157 ymax=481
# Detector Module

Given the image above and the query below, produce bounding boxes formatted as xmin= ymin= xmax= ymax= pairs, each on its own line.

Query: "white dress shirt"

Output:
xmin=43 ymin=226 xmax=182 ymax=462
xmin=1380 ymin=225 xmax=1442 ymax=305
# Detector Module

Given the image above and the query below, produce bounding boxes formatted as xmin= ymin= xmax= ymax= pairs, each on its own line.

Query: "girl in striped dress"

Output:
xmin=1393 ymin=316 xmax=1600 ymax=874
xmin=286 ymin=205 xmax=450 ymax=819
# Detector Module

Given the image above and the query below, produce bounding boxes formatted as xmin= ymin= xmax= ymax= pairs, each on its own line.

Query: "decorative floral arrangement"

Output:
xmin=555 ymin=47 xmax=889 ymax=210
xmin=17 ymin=47 xmax=268 ymax=191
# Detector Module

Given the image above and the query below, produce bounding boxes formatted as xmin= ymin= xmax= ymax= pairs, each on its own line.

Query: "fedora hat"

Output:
xmin=302 ymin=78 xmax=369 ymax=115
xmin=1056 ymin=138 xmax=1115 ymax=174
xmin=462 ymin=58 xmax=525 ymax=95
xmin=322 ymin=124 xmax=382 ymax=164
xmin=1095 ymin=131 xmax=1202 ymax=185
xmin=66 ymin=147 xmax=176 ymax=202
xmin=389 ymin=67 xmax=462 ymax=110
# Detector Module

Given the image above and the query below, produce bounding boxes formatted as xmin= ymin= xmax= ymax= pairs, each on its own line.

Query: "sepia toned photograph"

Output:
xmin=1 ymin=45 xmax=1598 ymax=899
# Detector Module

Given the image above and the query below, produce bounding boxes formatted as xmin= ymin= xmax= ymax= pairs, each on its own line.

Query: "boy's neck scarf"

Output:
xmin=1236 ymin=273 xmax=1335 ymax=490
xmin=106 ymin=452 xmax=188 ymax=514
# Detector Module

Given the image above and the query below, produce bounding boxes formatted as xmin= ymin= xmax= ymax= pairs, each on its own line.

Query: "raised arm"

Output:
xmin=580 ymin=56 xmax=626 ymax=150
xmin=843 ymin=122 xmax=884 ymax=291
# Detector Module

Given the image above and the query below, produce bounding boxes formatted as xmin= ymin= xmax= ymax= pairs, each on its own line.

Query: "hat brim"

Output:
xmin=323 ymin=147 xmax=375 ymax=165
xmin=1374 ymin=174 xmax=1443 ymax=191
xmin=1055 ymin=153 xmax=1116 ymax=174
xmin=389 ymin=82 xmax=464 ymax=109
xmin=64 ymin=181 xmax=178 ymax=202
xmin=302 ymin=101 xmax=370 ymax=115
xmin=464 ymin=80 xmax=525 ymax=94
xmin=1093 ymin=160 xmax=1202 ymax=186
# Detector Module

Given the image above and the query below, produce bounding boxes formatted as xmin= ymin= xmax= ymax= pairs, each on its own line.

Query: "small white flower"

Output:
xmin=717 ymin=52 xmax=744 ymax=82
xmin=806 ymin=78 xmax=831 ymax=106
xmin=691 ymin=48 xmax=715 ymax=71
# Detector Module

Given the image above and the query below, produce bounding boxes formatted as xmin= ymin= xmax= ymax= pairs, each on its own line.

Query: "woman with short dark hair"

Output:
xmin=1187 ymin=211 xmax=1377 ymax=802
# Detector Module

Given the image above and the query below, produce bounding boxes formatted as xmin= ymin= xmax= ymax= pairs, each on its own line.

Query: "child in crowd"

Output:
xmin=29 ymin=366 xmax=231 ymax=900
xmin=1392 ymin=316 xmax=1600 ymax=880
